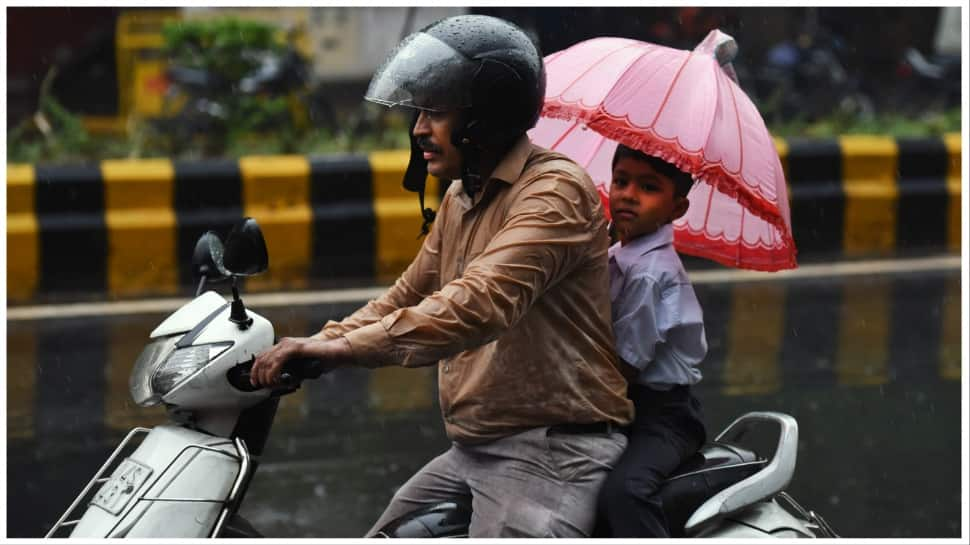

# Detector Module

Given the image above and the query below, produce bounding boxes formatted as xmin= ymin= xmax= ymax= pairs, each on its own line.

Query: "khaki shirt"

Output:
xmin=320 ymin=135 xmax=633 ymax=443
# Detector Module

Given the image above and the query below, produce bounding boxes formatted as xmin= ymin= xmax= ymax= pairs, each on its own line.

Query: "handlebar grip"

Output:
xmin=226 ymin=358 xmax=328 ymax=392
xmin=283 ymin=358 xmax=328 ymax=380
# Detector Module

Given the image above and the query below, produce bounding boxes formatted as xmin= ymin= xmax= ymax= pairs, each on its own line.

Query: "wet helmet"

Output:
xmin=366 ymin=16 xmax=546 ymax=234
xmin=366 ymin=14 xmax=546 ymax=149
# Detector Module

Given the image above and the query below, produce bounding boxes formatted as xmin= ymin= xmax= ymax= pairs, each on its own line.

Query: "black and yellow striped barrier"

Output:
xmin=783 ymin=133 xmax=961 ymax=257
xmin=7 ymin=152 xmax=441 ymax=302
xmin=5 ymin=133 xmax=961 ymax=302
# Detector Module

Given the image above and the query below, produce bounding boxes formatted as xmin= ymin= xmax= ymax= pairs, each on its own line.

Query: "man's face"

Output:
xmin=609 ymin=157 xmax=689 ymax=245
xmin=413 ymin=109 xmax=463 ymax=179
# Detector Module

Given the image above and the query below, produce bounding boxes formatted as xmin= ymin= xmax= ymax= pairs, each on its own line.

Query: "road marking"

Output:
xmin=6 ymin=255 xmax=962 ymax=321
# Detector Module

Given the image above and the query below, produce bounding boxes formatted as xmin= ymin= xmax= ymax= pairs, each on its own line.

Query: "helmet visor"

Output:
xmin=365 ymin=32 xmax=476 ymax=112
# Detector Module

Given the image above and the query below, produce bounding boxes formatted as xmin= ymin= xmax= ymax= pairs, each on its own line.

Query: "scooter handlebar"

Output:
xmin=227 ymin=357 xmax=328 ymax=392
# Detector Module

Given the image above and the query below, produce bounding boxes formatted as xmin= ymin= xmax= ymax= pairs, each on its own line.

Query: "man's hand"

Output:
xmin=250 ymin=336 xmax=355 ymax=388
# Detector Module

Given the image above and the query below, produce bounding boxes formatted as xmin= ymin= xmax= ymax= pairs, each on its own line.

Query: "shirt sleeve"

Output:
xmin=313 ymin=195 xmax=444 ymax=342
xmin=613 ymin=273 xmax=708 ymax=371
xmin=612 ymin=273 xmax=664 ymax=371
xmin=343 ymin=172 xmax=596 ymax=368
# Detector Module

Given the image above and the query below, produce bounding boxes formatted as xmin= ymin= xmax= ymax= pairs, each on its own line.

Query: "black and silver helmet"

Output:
xmin=366 ymin=15 xmax=545 ymax=234
xmin=366 ymin=14 xmax=546 ymax=149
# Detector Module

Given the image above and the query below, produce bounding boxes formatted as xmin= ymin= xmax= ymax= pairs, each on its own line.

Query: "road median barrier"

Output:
xmin=5 ymin=133 xmax=961 ymax=303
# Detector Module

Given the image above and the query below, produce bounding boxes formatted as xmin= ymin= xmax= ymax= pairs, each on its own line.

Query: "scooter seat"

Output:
xmin=379 ymin=442 xmax=767 ymax=538
xmin=659 ymin=442 xmax=767 ymax=537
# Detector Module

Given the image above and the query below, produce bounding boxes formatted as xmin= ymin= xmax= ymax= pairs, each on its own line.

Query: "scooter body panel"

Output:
xmin=69 ymin=425 xmax=242 ymax=538
xmin=151 ymin=291 xmax=228 ymax=338
xmin=160 ymin=307 xmax=274 ymax=411
xmin=694 ymin=500 xmax=818 ymax=538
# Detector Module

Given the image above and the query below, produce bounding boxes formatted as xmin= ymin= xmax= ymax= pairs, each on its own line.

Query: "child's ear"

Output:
xmin=672 ymin=197 xmax=690 ymax=221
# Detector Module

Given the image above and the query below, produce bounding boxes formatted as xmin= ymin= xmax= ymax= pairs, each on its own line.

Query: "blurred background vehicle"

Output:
xmin=888 ymin=46 xmax=962 ymax=118
xmin=739 ymin=9 xmax=876 ymax=125
xmin=141 ymin=18 xmax=335 ymax=157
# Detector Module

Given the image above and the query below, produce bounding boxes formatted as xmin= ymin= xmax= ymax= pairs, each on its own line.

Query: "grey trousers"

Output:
xmin=367 ymin=426 xmax=627 ymax=538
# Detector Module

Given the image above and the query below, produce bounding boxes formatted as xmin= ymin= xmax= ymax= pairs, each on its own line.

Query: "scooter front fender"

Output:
xmin=52 ymin=425 xmax=248 ymax=538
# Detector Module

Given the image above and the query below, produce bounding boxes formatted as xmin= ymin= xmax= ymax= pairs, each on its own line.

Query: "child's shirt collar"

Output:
xmin=609 ymin=223 xmax=674 ymax=272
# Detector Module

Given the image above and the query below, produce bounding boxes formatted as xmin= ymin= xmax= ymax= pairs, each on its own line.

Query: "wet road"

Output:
xmin=5 ymin=262 xmax=963 ymax=538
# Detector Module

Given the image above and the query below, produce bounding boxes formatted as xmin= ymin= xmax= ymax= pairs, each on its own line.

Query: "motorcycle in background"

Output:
xmin=888 ymin=46 xmax=961 ymax=117
xmin=741 ymin=10 xmax=874 ymax=125
xmin=149 ymin=24 xmax=336 ymax=156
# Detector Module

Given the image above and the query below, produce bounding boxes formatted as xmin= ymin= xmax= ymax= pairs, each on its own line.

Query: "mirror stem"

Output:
xmin=195 ymin=275 xmax=208 ymax=297
xmin=228 ymin=278 xmax=253 ymax=330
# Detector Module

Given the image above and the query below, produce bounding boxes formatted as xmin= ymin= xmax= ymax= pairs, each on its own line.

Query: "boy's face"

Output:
xmin=609 ymin=157 xmax=689 ymax=245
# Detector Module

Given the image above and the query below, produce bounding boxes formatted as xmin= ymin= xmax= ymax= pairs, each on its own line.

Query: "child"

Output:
xmin=596 ymin=144 xmax=708 ymax=537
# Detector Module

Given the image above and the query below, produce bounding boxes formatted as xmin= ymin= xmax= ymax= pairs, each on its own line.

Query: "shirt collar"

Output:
xmin=452 ymin=134 xmax=533 ymax=211
xmin=609 ymin=223 xmax=675 ymax=270
xmin=489 ymin=134 xmax=533 ymax=185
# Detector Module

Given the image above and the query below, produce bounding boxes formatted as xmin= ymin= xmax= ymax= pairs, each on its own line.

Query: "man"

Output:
xmin=249 ymin=14 xmax=632 ymax=538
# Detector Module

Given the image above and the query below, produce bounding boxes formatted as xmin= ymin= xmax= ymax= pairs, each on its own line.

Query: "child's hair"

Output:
xmin=612 ymin=144 xmax=695 ymax=198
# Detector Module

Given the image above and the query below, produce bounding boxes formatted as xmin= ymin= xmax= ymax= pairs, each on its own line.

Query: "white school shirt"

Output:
xmin=608 ymin=223 xmax=706 ymax=388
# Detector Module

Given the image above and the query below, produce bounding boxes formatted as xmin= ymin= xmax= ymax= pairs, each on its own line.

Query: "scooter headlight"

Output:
xmin=130 ymin=335 xmax=181 ymax=406
xmin=129 ymin=337 xmax=231 ymax=407
xmin=150 ymin=342 xmax=232 ymax=396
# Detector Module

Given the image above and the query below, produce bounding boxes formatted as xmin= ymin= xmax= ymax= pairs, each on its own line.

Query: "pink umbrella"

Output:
xmin=529 ymin=30 xmax=797 ymax=271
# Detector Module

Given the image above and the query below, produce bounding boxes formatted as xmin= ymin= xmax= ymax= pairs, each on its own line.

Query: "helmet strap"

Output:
xmin=416 ymin=181 xmax=436 ymax=238
xmin=403 ymin=110 xmax=436 ymax=237
xmin=460 ymin=145 xmax=484 ymax=198
xmin=453 ymin=119 xmax=485 ymax=198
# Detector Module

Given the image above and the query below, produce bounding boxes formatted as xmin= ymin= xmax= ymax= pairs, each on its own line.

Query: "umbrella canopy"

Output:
xmin=529 ymin=30 xmax=797 ymax=271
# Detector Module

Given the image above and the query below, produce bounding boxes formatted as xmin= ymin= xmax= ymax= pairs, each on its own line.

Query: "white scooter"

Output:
xmin=45 ymin=218 xmax=838 ymax=539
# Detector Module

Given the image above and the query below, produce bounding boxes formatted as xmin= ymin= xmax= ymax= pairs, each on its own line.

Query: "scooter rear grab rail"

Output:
xmin=684 ymin=411 xmax=798 ymax=534
xmin=46 ymin=428 xmax=152 ymax=537
xmin=46 ymin=433 xmax=252 ymax=538
xmin=211 ymin=437 xmax=253 ymax=537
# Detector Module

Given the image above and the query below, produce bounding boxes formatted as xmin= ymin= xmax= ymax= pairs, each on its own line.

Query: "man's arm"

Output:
xmin=250 ymin=336 xmax=356 ymax=387
xmin=310 ymin=198 xmax=445 ymax=341
xmin=251 ymin=203 xmax=444 ymax=387
xmin=343 ymin=173 xmax=597 ymax=368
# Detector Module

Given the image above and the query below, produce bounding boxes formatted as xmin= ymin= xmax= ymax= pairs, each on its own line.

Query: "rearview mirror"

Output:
xmin=191 ymin=231 xmax=230 ymax=282
xmin=222 ymin=217 xmax=269 ymax=277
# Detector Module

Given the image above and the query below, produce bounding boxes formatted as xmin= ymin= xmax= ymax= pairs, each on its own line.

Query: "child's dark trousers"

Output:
xmin=595 ymin=383 xmax=706 ymax=537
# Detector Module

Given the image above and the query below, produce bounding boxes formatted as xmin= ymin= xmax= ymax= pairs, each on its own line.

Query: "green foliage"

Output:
xmin=3 ymin=15 xmax=964 ymax=165
xmin=6 ymin=68 xmax=133 ymax=163
xmin=8 ymin=105 xmax=960 ymax=164
xmin=147 ymin=17 xmax=299 ymax=156
xmin=770 ymin=108 xmax=961 ymax=138
xmin=161 ymin=18 xmax=282 ymax=82
xmin=234 ymin=95 xmax=289 ymax=132
xmin=5 ymin=44 xmax=961 ymax=165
